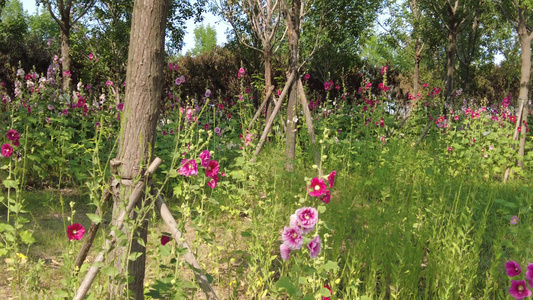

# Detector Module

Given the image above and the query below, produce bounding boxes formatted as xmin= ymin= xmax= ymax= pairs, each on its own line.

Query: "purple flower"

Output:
xmin=280 ymin=244 xmax=291 ymax=261
xmin=215 ymin=127 xmax=221 ymax=135
xmin=290 ymin=214 xmax=314 ymax=235
xmin=199 ymin=150 xmax=210 ymax=167
xmin=6 ymin=129 xmax=19 ymax=142
xmin=1 ymin=143 xmax=13 ymax=157
xmin=511 ymin=215 xmax=520 ymax=225
xmin=509 ymin=280 xmax=532 ymax=300
xmin=526 ymin=264 xmax=533 ymax=285
xmin=175 ymin=75 xmax=186 ymax=85
xmin=161 ymin=235 xmax=171 ymax=246
xmin=282 ymin=226 xmax=303 ymax=250
xmin=307 ymin=235 xmax=321 ymax=258
xmin=206 ymin=160 xmax=219 ymax=178
xmin=506 ymin=261 xmax=522 ymax=277
xmin=117 ymin=103 xmax=124 ymax=111
xmin=95 ymin=122 xmax=101 ymax=130
xmin=205 ymin=89 xmax=211 ymax=97
xmin=294 ymin=207 xmax=318 ymax=230
xmin=177 ymin=159 xmax=198 ymax=177
xmin=327 ymin=170 xmax=337 ymax=188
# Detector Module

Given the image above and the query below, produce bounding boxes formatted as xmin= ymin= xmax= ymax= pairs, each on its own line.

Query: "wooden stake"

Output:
xmin=297 ymin=79 xmax=322 ymax=176
xmin=249 ymin=85 xmax=275 ymax=129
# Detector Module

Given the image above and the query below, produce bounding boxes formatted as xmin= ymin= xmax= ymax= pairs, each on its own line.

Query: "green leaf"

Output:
xmin=86 ymin=213 xmax=101 ymax=224
xmin=275 ymin=276 xmax=302 ymax=297
xmin=323 ymin=260 xmax=339 ymax=272
xmin=317 ymin=205 xmax=326 ymax=213
xmin=240 ymin=230 xmax=252 ymax=237
xmin=173 ymin=185 xmax=182 ymax=197
xmin=128 ymin=252 xmax=143 ymax=261
xmin=19 ymin=230 xmax=35 ymax=245
xmin=2 ymin=179 xmax=17 ymax=189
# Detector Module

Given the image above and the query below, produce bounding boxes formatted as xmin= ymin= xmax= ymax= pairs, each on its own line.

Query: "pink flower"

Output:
xmin=88 ymin=53 xmax=94 ymax=60
xmin=105 ymin=80 xmax=113 ymax=86
xmin=206 ymin=160 xmax=219 ymax=178
xmin=280 ymin=244 xmax=291 ymax=261
xmin=526 ymin=264 xmax=533 ymax=285
xmin=282 ymin=226 xmax=303 ymax=250
xmin=511 ymin=215 xmax=520 ymax=225
xmin=177 ymin=159 xmax=198 ymax=177
xmin=161 ymin=235 xmax=171 ymax=246
xmin=1 ymin=143 xmax=13 ymax=157
xmin=509 ymin=280 xmax=532 ymax=300
xmin=238 ymin=68 xmax=245 ymax=78
xmin=506 ymin=261 xmax=522 ymax=277
xmin=207 ymin=175 xmax=219 ymax=188
xmin=308 ymin=177 xmax=327 ymax=197
xmin=290 ymin=213 xmax=314 ymax=235
xmin=382 ymin=66 xmax=388 ymax=74
xmin=294 ymin=207 xmax=318 ymax=230
xmin=67 ymin=223 xmax=85 ymax=241
xmin=304 ymin=74 xmax=310 ymax=80
xmin=117 ymin=103 xmax=124 ymax=111
xmin=199 ymin=150 xmax=210 ymax=167
xmin=12 ymin=140 xmax=19 ymax=147
xmin=204 ymin=123 xmax=209 ymax=131
xmin=307 ymin=235 xmax=321 ymax=258
xmin=320 ymin=190 xmax=331 ymax=204
xmin=6 ymin=129 xmax=19 ymax=141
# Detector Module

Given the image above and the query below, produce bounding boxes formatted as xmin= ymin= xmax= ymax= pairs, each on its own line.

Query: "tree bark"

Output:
xmin=445 ymin=23 xmax=457 ymax=101
xmin=284 ymin=0 xmax=301 ymax=172
xmin=413 ymin=43 xmax=421 ymax=96
xmin=59 ymin=23 xmax=71 ymax=91
xmin=110 ymin=0 xmax=169 ymax=298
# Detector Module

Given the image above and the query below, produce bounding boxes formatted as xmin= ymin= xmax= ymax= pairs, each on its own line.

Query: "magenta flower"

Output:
xmin=105 ymin=80 xmax=113 ymax=86
xmin=205 ymin=89 xmax=211 ymax=97
xmin=238 ymin=68 xmax=245 ymax=78
xmin=280 ymin=244 xmax=291 ymax=261
xmin=511 ymin=215 xmax=520 ymax=225
xmin=161 ymin=235 xmax=171 ymax=246
xmin=290 ymin=213 xmax=314 ymax=235
xmin=509 ymin=280 xmax=532 ymax=300
xmin=308 ymin=177 xmax=327 ymax=197
xmin=178 ymin=159 xmax=198 ymax=177
xmin=307 ymin=235 xmax=321 ymax=258
xmin=6 ymin=129 xmax=19 ymax=141
xmin=1 ymin=143 xmax=13 ymax=157
xmin=67 ymin=223 xmax=85 ymax=241
xmin=12 ymin=140 xmax=19 ymax=147
xmin=506 ymin=261 xmax=522 ymax=277
xmin=206 ymin=160 xmax=219 ymax=178
xmin=294 ymin=207 xmax=318 ymax=230
xmin=320 ymin=190 xmax=331 ymax=204
xmin=303 ymin=73 xmax=310 ymax=80
xmin=282 ymin=226 xmax=303 ymax=250
xmin=207 ymin=175 xmax=219 ymax=189
xmin=199 ymin=150 xmax=210 ymax=167
xmin=327 ymin=170 xmax=336 ymax=188
xmin=117 ymin=103 xmax=124 ymax=111
xmin=526 ymin=264 xmax=533 ymax=285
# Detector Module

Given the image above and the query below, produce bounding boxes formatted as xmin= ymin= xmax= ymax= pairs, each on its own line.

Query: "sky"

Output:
xmin=20 ymin=0 xmax=230 ymax=54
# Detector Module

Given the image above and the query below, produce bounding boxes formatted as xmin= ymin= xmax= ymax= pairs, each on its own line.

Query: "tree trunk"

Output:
xmin=445 ymin=24 xmax=457 ymax=101
xmin=60 ymin=26 xmax=71 ymax=92
xmin=516 ymin=14 xmax=531 ymax=169
xmin=264 ymin=47 xmax=273 ymax=122
xmin=111 ymin=0 xmax=169 ymax=298
xmin=284 ymin=0 xmax=301 ymax=172
xmin=413 ymin=42 xmax=421 ymax=96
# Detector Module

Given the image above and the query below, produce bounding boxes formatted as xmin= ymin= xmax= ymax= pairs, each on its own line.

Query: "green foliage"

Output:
xmin=189 ymin=23 xmax=217 ymax=56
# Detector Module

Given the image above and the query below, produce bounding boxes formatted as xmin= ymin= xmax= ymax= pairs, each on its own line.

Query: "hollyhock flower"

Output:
xmin=178 ymin=159 xmax=198 ymax=177
xmin=205 ymin=89 xmax=211 ymax=97
xmin=238 ymin=68 xmax=245 ymax=78
xmin=206 ymin=160 xmax=219 ymax=178
xmin=105 ymin=80 xmax=113 ymax=86
xmin=117 ymin=103 xmax=124 ymax=111
xmin=526 ymin=264 xmax=533 ymax=285
xmin=282 ymin=226 xmax=303 ymax=250
xmin=161 ymin=235 xmax=171 ymax=246
xmin=295 ymin=207 xmax=318 ymax=229
xmin=280 ymin=244 xmax=291 ymax=261
xmin=506 ymin=261 xmax=522 ymax=277
xmin=511 ymin=215 xmax=520 ymax=225
xmin=304 ymin=73 xmax=310 ymax=80
xmin=308 ymin=177 xmax=327 ymax=197
xmin=323 ymin=285 xmax=333 ymax=300
xmin=67 ymin=223 xmax=85 ymax=241
xmin=215 ymin=127 xmax=221 ymax=135
xmin=88 ymin=53 xmax=94 ymax=60
xmin=509 ymin=280 xmax=532 ymax=300
xmin=290 ymin=214 xmax=314 ymax=235
xmin=382 ymin=66 xmax=388 ymax=74
xmin=207 ymin=175 xmax=219 ymax=188
xmin=307 ymin=235 xmax=321 ymax=258
xmin=320 ymin=190 xmax=331 ymax=204
xmin=12 ymin=140 xmax=19 ymax=147
xmin=6 ymin=129 xmax=19 ymax=141
xmin=199 ymin=150 xmax=210 ymax=167
xmin=1 ymin=143 xmax=13 ymax=157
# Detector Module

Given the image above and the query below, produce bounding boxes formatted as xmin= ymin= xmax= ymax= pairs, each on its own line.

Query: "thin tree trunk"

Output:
xmin=110 ymin=0 xmax=169 ymax=298
xmin=284 ymin=0 xmax=301 ymax=172
xmin=445 ymin=25 xmax=457 ymax=101
xmin=60 ymin=27 xmax=71 ymax=91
